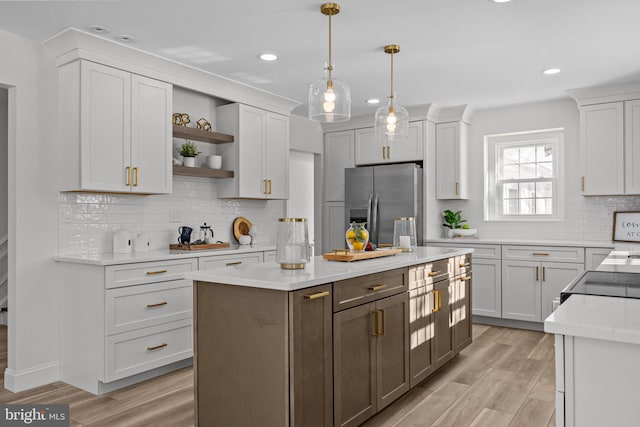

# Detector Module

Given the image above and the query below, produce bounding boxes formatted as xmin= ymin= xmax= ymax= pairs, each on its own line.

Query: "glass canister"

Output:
xmin=345 ymin=222 xmax=369 ymax=253
xmin=393 ymin=217 xmax=417 ymax=252
xmin=276 ymin=218 xmax=311 ymax=269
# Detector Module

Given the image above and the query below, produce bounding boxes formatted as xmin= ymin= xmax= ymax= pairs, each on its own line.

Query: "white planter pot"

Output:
xmin=183 ymin=156 xmax=196 ymax=167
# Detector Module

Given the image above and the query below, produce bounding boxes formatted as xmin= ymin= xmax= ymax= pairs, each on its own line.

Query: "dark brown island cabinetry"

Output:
xmin=193 ymin=254 xmax=472 ymax=427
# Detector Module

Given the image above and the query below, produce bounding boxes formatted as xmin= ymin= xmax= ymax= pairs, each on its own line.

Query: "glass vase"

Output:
xmin=345 ymin=222 xmax=369 ymax=253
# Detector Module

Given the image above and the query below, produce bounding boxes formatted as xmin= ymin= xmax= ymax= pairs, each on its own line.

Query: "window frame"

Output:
xmin=484 ymin=128 xmax=565 ymax=222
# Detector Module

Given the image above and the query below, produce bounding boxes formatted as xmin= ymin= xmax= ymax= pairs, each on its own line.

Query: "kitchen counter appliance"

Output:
xmin=560 ymin=270 xmax=640 ymax=303
xmin=345 ymin=163 xmax=423 ymax=247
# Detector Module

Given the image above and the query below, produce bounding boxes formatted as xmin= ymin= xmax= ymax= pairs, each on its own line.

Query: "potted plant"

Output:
xmin=442 ymin=209 xmax=466 ymax=237
xmin=177 ymin=141 xmax=202 ymax=167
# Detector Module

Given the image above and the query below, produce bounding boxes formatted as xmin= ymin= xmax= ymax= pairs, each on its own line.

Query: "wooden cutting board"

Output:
xmin=170 ymin=242 xmax=231 ymax=251
xmin=322 ymin=248 xmax=403 ymax=262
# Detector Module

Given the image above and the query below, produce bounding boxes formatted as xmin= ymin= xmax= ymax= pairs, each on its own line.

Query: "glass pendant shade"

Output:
xmin=309 ymin=65 xmax=351 ymax=123
xmin=374 ymin=99 xmax=409 ymax=142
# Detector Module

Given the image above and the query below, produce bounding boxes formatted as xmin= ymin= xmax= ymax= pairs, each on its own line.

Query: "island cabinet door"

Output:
xmin=334 ymin=302 xmax=377 ymax=427
xmin=289 ymin=284 xmax=333 ymax=427
xmin=434 ymin=280 xmax=454 ymax=369
xmin=453 ymin=272 xmax=473 ymax=354
xmin=376 ymin=292 xmax=410 ymax=411
xmin=409 ymin=285 xmax=436 ymax=387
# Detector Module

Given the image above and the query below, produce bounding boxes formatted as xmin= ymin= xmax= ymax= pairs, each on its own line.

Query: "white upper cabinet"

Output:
xmin=580 ymin=102 xmax=624 ymax=195
xmin=61 ymin=60 xmax=172 ymax=194
xmin=354 ymin=122 xmax=424 ymax=165
xmin=216 ymin=103 xmax=290 ymax=199
xmin=324 ymin=130 xmax=355 ymax=202
xmin=436 ymin=120 xmax=469 ymax=199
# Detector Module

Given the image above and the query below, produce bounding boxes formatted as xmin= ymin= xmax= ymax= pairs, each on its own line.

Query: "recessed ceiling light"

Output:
xmin=116 ymin=34 xmax=136 ymax=43
xmin=258 ymin=53 xmax=278 ymax=61
xmin=490 ymin=0 xmax=512 ymax=3
xmin=543 ymin=68 xmax=561 ymax=75
xmin=87 ymin=25 xmax=109 ymax=34
xmin=366 ymin=98 xmax=380 ymax=104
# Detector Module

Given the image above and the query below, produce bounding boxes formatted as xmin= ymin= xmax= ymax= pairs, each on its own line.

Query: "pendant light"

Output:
xmin=374 ymin=45 xmax=409 ymax=145
xmin=308 ymin=3 xmax=351 ymax=123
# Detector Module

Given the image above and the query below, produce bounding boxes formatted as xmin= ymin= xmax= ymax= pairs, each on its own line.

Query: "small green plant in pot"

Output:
xmin=442 ymin=209 xmax=466 ymax=237
xmin=177 ymin=141 xmax=202 ymax=167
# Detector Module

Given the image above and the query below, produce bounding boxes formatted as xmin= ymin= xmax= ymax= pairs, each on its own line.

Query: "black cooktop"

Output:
xmin=560 ymin=270 xmax=640 ymax=304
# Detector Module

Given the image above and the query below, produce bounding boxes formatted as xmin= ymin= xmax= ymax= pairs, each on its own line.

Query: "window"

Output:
xmin=484 ymin=129 xmax=564 ymax=221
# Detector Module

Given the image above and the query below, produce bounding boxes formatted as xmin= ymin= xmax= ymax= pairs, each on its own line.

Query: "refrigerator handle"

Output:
xmin=367 ymin=194 xmax=373 ymax=231
xmin=372 ymin=193 xmax=379 ymax=245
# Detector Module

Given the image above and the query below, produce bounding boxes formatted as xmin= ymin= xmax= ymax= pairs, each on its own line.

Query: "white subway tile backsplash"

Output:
xmin=58 ymin=176 xmax=285 ymax=255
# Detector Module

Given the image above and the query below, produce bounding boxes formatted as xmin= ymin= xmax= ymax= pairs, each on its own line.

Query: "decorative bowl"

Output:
xmin=453 ymin=228 xmax=477 ymax=237
xmin=238 ymin=235 xmax=251 ymax=245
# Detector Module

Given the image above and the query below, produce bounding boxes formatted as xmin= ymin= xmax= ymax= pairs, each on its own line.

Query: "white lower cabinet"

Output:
xmin=502 ymin=245 xmax=585 ymax=322
xmin=471 ymin=258 xmax=502 ymax=318
xmin=585 ymin=247 xmax=612 ymax=270
xmin=199 ymin=252 xmax=263 ymax=270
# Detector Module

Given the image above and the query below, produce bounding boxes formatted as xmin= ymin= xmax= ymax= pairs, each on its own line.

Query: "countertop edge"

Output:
xmin=427 ymin=238 xmax=614 ymax=248
xmin=55 ymin=244 xmax=277 ymax=266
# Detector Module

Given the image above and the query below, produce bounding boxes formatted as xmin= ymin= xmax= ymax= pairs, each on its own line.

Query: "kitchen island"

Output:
xmin=544 ymin=249 xmax=640 ymax=427
xmin=188 ymin=246 xmax=473 ymax=427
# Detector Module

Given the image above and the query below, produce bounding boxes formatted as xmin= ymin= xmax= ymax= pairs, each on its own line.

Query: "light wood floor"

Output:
xmin=0 ymin=324 xmax=555 ymax=427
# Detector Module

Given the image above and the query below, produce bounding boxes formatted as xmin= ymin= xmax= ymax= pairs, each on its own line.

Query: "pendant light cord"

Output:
xmin=389 ymin=51 xmax=395 ymax=109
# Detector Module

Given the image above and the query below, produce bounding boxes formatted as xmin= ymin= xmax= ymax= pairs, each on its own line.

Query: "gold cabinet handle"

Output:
xmin=461 ymin=276 xmax=472 ymax=282
xmin=268 ymin=179 xmax=272 ymax=195
xmin=432 ymin=290 xmax=441 ymax=313
xmin=372 ymin=310 xmax=381 ymax=336
xmin=226 ymin=261 xmax=242 ymax=266
xmin=369 ymin=284 xmax=388 ymax=291
xmin=460 ymin=263 xmax=471 ymax=268
xmin=535 ymin=266 xmax=539 ymax=281
xmin=542 ymin=266 xmax=546 ymax=282
xmin=379 ymin=309 xmax=385 ymax=336
xmin=146 ymin=269 xmax=168 ymax=275
xmin=134 ymin=167 xmax=139 ymax=186
xmin=126 ymin=166 xmax=131 ymax=186
xmin=532 ymin=253 xmax=549 ymax=256
xmin=147 ymin=343 xmax=168 ymax=351
xmin=305 ymin=290 xmax=330 ymax=300
xmin=581 ymin=176 xmax=585 ymax=192
xmin=386 ymin=146 xmax=391 ymax=159
xmin=428 ymin=271 xmax=442 ymax=277
xmin=455 ymin=181 xmax=459 ymax=195
xmin=263 ymin=179 xmax=268 ymax=194
xmin=382 ymin=146 xmax=386 ymax=159
xmin=146 ymin=301 xmax=168 ymax=308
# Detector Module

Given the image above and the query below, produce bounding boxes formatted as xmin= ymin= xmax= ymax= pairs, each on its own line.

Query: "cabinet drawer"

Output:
xmin=105 ymin=318 xmax=192 ymax=382
xmin=333 ymin=268 xmax=408 ymax=312
xmin=105 ymin=279 xmax=192 ymax=335
xmin=263 ymin=250 xmax=277 ymax=264
xmin=408 ymin=260 xmax=449 ymax=290
xmin=453 ymin=254 xmax=472 ymax=277
xmin=502 ymin=245 xmax=584 ymax=263
xmin=199 ymin=252 xmax=263 ymax=270
xmin=106 ymin=258 xmax=197 ymax=289
xmin=428 ymin=243 xmax=500 ymax=259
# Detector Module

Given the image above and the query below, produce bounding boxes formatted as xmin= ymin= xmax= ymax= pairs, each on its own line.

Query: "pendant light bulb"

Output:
xmin=375 ymin=45 xmax=409 ymax=142
xmin=308 ymin=3 xmax=351 ymax=123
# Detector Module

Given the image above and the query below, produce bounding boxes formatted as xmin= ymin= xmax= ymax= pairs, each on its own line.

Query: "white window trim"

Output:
xmin=484 ymin=128 xmax=565 ymax=222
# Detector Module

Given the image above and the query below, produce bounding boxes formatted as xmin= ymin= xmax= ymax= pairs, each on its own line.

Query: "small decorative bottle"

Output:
xmin=345 ymin=222 xmax=369 ymax=253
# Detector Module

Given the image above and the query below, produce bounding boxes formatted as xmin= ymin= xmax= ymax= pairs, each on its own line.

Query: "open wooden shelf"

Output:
xmin=173 ymin=165 xmax=234 ymax=179
xmin=172 ymin=124 xmax=234 ymax=144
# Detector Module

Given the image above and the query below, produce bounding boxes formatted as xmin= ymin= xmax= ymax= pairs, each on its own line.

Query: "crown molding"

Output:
xmin=434 ymin=104 xmax=474 ymax=124
xmin=567 ymin=81 xmax=640 ymax=107
xmin=44 ymin=28 xmax=300 ymax=115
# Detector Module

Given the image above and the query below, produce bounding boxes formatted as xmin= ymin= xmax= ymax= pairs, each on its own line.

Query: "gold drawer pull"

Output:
xmin=460 ymin=263 xmax=471 ymax=267
xmin=461 ymin=276 xmax=472 ymax=282
xmin=305 ymin=291 xmax=330 ymax=300
xmin=147 ymin=343 xmax=168 ymax=351
xmin=369 ymin=284 xmax=388 ymax=291
xmin=428 ymin=271 xmax=442 ymax=277
xmin=133 ymin=166 xmax=139 ymax=186
xmin=146 ymin=270 xmax=168 ymax=275
xmin=226 ymin=261 xmax=242 ymax=266
xmin=146 ymin=301 xmax=168 ymax=308
xmin=532 ymin=253 xmax=549 ymax=256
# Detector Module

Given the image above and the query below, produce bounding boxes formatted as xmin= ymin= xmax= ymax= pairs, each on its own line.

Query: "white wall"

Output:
xmin=0 ymin=29 xmax=61 ymax=391
xmin=0 ymin=88 xmax=7 ymax=241
xmin=427 ymin=98 xmax=640 ymax=242
xmin=288 ymin=151 xmax=315 ymax=244
xmin=290 ymin=115 xmax=323 ymax=154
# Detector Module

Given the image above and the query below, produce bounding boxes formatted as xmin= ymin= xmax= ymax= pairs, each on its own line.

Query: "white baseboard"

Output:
xmin=4 ymin=362 xmax=60 ymax=392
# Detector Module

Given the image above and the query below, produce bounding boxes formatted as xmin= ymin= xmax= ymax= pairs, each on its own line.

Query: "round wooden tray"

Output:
xmin=233 ymin=216 xmax=252 ymax=242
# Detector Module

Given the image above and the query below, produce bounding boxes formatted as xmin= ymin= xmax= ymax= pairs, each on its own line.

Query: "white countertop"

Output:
xmin=186 ymin=246 xmax=473 ymax=291
xmin=596 ymin=250 xmax=640 ymax=273
xmin=54 ymin=244 xmax=276 ymax=266
xmin=544 ymin=294 xmax=640 ymax=345
xmin=427 ymin=237 xmax=614 ymax=248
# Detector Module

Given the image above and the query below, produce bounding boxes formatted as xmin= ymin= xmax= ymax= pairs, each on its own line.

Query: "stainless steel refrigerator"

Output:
xmin=345 ymin=163 xmax=423 ymax=246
